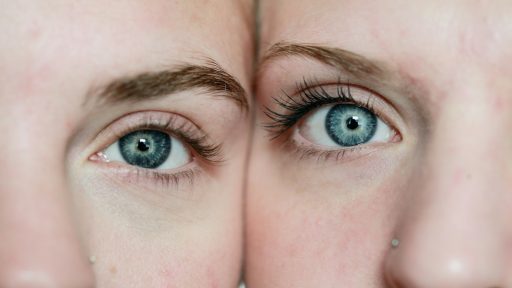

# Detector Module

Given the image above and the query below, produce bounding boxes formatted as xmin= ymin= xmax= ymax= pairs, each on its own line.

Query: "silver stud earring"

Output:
xmin=391 ymin=239 xmax=400 ymax=249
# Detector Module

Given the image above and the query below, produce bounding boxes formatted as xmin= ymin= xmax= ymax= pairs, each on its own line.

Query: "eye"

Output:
xmin=102 ymin=129 xmax=190 ymax=170
xmin=298 ymin=103 xmax=394 ymax=147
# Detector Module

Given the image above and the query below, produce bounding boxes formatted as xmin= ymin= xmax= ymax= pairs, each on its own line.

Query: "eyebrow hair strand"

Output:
xmin=88 ymin=59 xmax=248 ymax=111
xmin=260 ymin=42 xmax=385 ymax=80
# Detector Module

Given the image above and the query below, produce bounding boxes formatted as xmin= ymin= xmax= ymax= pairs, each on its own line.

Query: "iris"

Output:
xmin=325 ymin=104 xmax=377 ymax=146
xmin=118 ymin=130 xmax=171 ymax=168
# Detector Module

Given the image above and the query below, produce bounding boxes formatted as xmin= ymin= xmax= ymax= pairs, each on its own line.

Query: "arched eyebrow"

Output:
xmin=87 ymin=59 xmax=248 ymax=111
xmin=258 ymin=42 xmax=387 ymax=82
xmin=257 ymin=42 xmax=428 ymax=102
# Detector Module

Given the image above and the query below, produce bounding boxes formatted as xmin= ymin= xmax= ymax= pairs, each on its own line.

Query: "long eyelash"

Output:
xmin=163 ymin=121 xmax=224 ymax=165
xmin=264 ymin=78 xmax=375 ymax=139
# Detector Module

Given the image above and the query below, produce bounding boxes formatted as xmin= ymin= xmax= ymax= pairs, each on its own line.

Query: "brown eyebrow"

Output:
xmin=258 ymin=42 xmax=429 ymax=119
xmin=259 ymin=42 xmax=387 ymax=81
xmin=88 ymin=59 xmax=248 ymax=111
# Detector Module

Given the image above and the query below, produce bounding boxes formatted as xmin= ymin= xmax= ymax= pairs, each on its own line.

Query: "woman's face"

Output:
xmin=0 ymin=0 xmax=252 ymax=286
xmin=248 ymin=0 xmax=512 ymax=287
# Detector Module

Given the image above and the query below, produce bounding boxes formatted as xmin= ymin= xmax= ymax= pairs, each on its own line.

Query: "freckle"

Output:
xmin=492 ymin=96 xmax=506 ymax=112
xmin=64 ymin=120 xmax=75 ymax=131
xmin=465 ymin=173 xmax=472 ymax=180
xmin=28 ymin=26 xmax=41 ymax=40
xmin=109 ymin=266 xmax=117 ymax=275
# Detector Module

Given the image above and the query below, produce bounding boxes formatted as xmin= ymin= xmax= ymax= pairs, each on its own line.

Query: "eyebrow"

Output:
xmin=258 ymin=42 xmax=429 ymax=116
xmin=88 ymin=59 xmax=248 ymax=111
xmin=259 ymin=42 xmax=388 ymax=81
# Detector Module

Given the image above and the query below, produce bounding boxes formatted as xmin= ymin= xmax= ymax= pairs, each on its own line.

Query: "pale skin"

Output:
xmin=0 ymin=0 xmax=252 ymax=287
xmin=247 ymin=0 xmax=512 ymax=287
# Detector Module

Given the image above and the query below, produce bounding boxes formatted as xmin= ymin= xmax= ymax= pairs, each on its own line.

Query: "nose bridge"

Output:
xmin=0 ymin=111 xmax=95 ymax=287
xmin=385 ymin=93 xmax=511 ymax=287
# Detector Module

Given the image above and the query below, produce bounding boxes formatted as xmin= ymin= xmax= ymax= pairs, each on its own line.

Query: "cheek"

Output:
xmin=247 ymin=144 xmax=411 ymax=285
xmin=155 ymin=252 xmax=229 ymax=288
xmin=249 ymin=187 xmax=396 ymax=285
xmin=72 ymin=176 xmax=242 ymax=287
xmin=87 ymin=228 xmax=237 ymax=288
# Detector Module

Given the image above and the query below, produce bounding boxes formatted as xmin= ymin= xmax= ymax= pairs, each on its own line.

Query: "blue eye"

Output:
xmin=325 ymin=104 xmax=377 ymax=146
xmin=118 ymin=130 xmax=171 ymax=168
xmin=298 ymin=104 xmax=393 ymax=148
xmin=102 ymin=129 xmax=191 ymax=170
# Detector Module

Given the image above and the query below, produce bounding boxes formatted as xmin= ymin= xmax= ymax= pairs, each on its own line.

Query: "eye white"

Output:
xmin=298 ymin=104 xmax=393 ymax=147
xmin=102 ymin=133 xmax=191 ymax=170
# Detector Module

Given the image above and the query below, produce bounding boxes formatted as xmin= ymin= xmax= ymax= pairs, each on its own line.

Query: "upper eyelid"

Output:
xmin=82 ymin=111 xmax=221 ymax=163
xmin=96 ymin=111 xmax=204 ymax=147
xmin=257 ymin=42 xmax=427 ymax=121
xmin=264 ymin=82 xmax=405 ymax=139
xmin=265 ymin=82 xmax=367 ymax=122
xmin=258 ymin=42 xmax=399 ymax=94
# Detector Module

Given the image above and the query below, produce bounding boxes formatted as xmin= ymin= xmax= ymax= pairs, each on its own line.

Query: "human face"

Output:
xmin=0 ymin=1 xmax=252 ymax=287
xmin=247 ymin=1 xmax=512 ymax=287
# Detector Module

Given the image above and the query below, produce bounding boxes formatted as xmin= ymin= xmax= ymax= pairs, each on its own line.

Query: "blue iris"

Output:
xmin=325 ymin=104 xmax=377 ymax=146
xmin=118 ymin=130 xmax=171 ymax=168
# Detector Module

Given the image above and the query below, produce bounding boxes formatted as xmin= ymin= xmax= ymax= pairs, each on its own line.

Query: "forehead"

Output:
xmin=261 ymin=0 xmax=512 ymax=52
xmin=260 ymin=0 xmax=512 ymax=102
xmin=0 ymin=0 xmax=252 ymax=95
xmin=1 ymin=0 xmax=251 ymax=50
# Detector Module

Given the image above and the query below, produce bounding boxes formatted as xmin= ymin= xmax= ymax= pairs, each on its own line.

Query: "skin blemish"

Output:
xmin=492 ymin=94 xmax=507 ymax=113
xmin=109 ymin=265 xmax=117 ymax=275
xmin=453 ymin=169 xmax=473 ymax=185
xmin=453 ymin=169 xmax=465 ymax=185
xmin=158 ymin=267 xmax=181 ymax=288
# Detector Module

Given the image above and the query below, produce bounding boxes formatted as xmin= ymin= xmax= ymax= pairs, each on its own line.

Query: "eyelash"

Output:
xmin=264 ymin=79 xmax=397 ymax=161
xmin=90 ymin=111 xmax=223 ymax=188
xmin=264 ymin=79 xmax=377 ymax=138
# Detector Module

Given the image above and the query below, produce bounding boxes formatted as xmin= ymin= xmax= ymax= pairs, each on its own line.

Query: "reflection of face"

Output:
xmin=0 ymin=1 xmax=252 ymax=286
xmin=248 ymin=1 xmax=512 ymax=287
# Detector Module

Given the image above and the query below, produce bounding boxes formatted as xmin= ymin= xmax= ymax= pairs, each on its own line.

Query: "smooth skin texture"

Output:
xmin=0 ymin=0 xmax=252 ymax=287
xmin=247 ymin=1 xmax=512 ymax=287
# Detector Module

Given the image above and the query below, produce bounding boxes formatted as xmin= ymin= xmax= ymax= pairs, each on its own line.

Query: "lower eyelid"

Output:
xmin=291 ymin=126 xmax=392 ymax=151
xmin=90 ymin=157 xmax=202 ymax=191
xmin=282 ymin=137 xmax=386 ymax=164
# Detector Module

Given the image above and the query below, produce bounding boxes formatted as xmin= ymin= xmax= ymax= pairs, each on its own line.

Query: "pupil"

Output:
xmin=346 ymin=116 xmax=359 ymax=130
xmin=137 ymin=138 xmax=150 ymax=152
xmin=325 ymin=104 xmax=378 ymax=147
